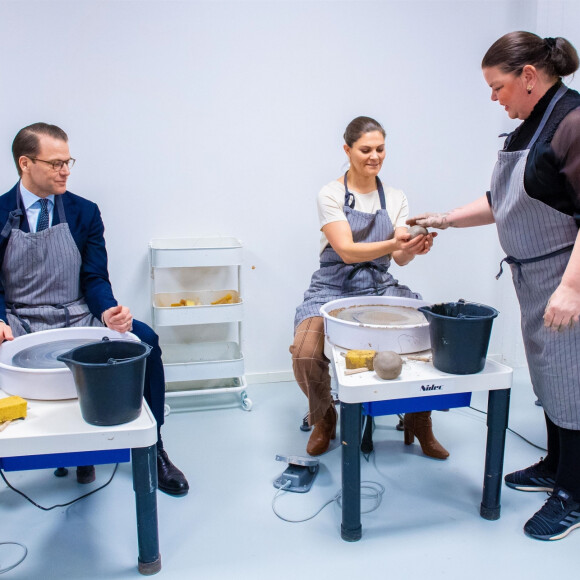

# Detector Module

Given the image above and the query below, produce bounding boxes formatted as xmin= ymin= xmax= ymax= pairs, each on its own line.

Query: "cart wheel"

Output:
xmin=241 ymin=392 xmax=253 ymax=411
xmin=164 ymin=403 xmax=171 ymax=417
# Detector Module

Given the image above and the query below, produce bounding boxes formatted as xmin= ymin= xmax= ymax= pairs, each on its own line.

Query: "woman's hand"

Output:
xmin=407 ymin=213 xmax=450 ymax=229
xmin=407 ymin=196 xmax=495 ymax=230
xmin=392 ymin=229 xmax=437 ymax=265
xmin=0 ymin=321 xmax=14 ymax=344
xmin=102 ymin=305 xmax=133 ymax=333
xmin=412 ymin=232 xmax=438 ymax=256
xmin=544 ymin=283 xmax=580 ymax=331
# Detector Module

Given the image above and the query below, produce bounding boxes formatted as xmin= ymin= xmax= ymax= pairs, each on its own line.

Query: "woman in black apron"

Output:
xmin=290 ymin=116 xmax=448 ymax=459
xmin=409 ymin=32 xmax=580 ymax=541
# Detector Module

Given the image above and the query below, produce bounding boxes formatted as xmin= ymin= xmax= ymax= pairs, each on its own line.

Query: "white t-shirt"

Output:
xmin=317 ymin=179 xmax=409 ymax=255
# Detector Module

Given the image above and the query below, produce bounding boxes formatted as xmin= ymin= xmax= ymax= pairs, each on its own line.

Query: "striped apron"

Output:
xmin=0 ymin=186 xmax=101 ymax=336
xmin=491 ymin=84 xmax=580 ymax=429
xmin=294 ymin=173 xmax=420 ymax=329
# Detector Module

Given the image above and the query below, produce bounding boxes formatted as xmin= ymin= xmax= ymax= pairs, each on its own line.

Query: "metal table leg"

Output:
xmin=480 ymin=388 xmax=511 ymax=520
xmin=132 ymin=445 xmax=162 ymax=575
xmin=341 ymin=401 xmax=362 ymax=541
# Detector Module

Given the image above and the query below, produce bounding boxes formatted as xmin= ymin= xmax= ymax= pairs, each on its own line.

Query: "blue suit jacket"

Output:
xmin=0 ymin=183 xmax=118 ymax=322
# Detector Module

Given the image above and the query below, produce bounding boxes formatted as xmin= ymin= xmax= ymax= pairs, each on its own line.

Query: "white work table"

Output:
xmin=329 ymin=345 xmax=514 ymax=542
xmin=0 ymin=391 xmax=161 ymax=575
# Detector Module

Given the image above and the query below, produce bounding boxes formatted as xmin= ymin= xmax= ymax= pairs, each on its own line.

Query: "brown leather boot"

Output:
xmin=404 ymin=411 xmax=449 ymax=460
xmin=306 ymin=404 xmax=337 ymax=456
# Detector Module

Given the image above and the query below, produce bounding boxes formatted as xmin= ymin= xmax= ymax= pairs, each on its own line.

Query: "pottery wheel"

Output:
xmin=334 ymin=304 xmax=426 ymax=327
xmin=11 ymin=339 xmax=100 ymax=369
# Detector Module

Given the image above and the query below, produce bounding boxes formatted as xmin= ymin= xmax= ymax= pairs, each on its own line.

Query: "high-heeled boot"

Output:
xmin=306 ymin=404 xmax=337 ymax=456
xmin=404 ymin=411 xmax=449 ymax=459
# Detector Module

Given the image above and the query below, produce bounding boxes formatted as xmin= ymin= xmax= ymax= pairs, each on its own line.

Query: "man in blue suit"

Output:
xmin=0 ymin=122 xmax=188 ymax=496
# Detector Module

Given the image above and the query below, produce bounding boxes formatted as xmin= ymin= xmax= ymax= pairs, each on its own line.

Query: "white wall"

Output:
xmin=0 ymin=0 xmax=578 ymax=379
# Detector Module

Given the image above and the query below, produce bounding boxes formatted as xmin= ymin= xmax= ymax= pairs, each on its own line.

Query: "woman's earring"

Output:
xmin=527 ymin=85 xmax=533 ymax=94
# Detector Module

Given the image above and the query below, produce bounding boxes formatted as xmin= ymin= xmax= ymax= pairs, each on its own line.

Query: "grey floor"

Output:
xmin=1 ymin=367 xmax=576 ymax=579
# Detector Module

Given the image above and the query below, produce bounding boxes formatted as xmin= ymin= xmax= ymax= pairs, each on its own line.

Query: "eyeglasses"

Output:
xmin=29 ymin=157 xmax=76 ymax=171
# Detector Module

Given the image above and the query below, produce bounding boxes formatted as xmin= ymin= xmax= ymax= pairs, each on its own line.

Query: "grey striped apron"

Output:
xmin=491 ymin=84 xmax=580 ymax=429
xmin=0 ymin=186 xmax=101 ymax=336
xmin=294 ymin=173 xmax=420 ymax=329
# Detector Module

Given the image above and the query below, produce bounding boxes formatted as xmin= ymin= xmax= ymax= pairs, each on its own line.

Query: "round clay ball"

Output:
xmin=408 ymin=225 xmax=428 ymax=239
xmin=373 ymin=351 xmax=403 ymax=380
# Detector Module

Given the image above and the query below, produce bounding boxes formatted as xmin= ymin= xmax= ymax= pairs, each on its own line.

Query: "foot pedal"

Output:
xmin=273 ymin=455 xmax=319 ymax=493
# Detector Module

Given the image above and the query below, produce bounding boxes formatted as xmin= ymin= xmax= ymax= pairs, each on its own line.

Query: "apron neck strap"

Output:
xmin=54 ymin=193 xmax=66 ymax=224
xmin=344 ymin=171 xmax=386 ymax=210
xmin=527 ymin=84 xmax=568 ymax=149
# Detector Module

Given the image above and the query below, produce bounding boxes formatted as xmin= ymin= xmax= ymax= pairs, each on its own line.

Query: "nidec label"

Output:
xmin=420 ymin=384 xmax=443 ymax=392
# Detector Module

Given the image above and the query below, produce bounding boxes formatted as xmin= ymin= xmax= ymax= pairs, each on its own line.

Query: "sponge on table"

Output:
xmin=0 ymin=396 xmax=27 ymax=422
xmin=345 ymin=350 xmax=376 ymax=370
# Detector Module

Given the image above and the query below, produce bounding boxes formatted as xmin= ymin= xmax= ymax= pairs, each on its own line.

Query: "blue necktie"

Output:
xmin=36 ymin=198 xmax=50 ymax=232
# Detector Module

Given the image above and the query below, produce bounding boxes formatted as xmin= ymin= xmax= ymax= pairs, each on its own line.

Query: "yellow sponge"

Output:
xmin=0 ymin=396 xmax=27 ymax=422
xmin=345 ymin=350 xmax=376 ymax=370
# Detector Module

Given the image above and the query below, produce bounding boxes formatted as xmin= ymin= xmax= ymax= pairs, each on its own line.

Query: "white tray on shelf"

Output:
xmin=161 ymin=341 xmax=244 ymax=382
xmin=150 ymin=237 xmax=242 ymax=268
xmin=153 ymin=290 xmax=243 ymax=325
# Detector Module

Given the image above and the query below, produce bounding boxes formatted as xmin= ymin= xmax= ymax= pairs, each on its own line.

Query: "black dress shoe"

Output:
xmin=157 ymin=449 xmax=189 ymax=496
xmin=76 ymin=465 xmax=96 ymax=484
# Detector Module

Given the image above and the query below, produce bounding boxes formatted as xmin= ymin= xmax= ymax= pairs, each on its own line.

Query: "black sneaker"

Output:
xmin=504 ymin=459 xmax=556 ymax=492
xmin=524 ymin=488 xmax=580 ymax=541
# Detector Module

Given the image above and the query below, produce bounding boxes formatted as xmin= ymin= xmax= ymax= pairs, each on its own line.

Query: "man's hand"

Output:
xmin=102 ymin=305 xmax=133 ymax=333
xmin=0 ymin=321 xmax=14 ymax=344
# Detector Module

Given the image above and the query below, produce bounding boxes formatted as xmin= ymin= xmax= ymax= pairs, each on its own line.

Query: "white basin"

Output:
xmin=0 ymin=327 xmax=137 ymax=400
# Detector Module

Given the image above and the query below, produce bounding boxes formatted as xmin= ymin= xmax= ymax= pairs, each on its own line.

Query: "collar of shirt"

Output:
xmin=19 ymin=181 xmax=55 ymax=211
xmin=19 ymin=181 xmax=56 ymax=232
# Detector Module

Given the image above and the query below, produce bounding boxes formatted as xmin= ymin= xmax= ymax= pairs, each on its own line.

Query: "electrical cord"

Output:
xmin=0 ymin=463 xmax=119 ymax=511
xmin=0 ymin=542 xmax=28 ymax=574
xmin=468 ymin=405 xmax=547 ymax=452
xmin=0 ymin=464 xmax=120 ymax=573
xmin=368 ymin=408 xmax=547 ymax=453
xmin=272 ymin=479 xmax=385 ymax=523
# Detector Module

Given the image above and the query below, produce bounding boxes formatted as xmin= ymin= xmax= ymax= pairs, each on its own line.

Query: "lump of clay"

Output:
xmin=408 ymin=225 xmax=428 ymax=239
xmin=373 ymin=351 xmax=403 ymax=380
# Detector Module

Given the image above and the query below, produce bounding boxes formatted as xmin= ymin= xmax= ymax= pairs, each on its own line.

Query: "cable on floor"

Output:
xmin=468 ymin=405 xmax=547 ymax=452
xmin=366 ymin=408 xmax=547 ymax=453
xmin=0 ymin=463 xmax=119 ymax=511
xmin=0 ymin=542 xmax=28 ymax=574
xmin=272 ymin=479 xmax=385 ymax=523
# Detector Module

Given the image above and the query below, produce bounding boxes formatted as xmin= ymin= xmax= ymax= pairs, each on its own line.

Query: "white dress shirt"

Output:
xmin=19 ymin=182 xmax=55 ymax=232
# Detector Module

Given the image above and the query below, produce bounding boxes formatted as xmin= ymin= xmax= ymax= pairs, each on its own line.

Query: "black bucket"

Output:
xmin=418 ymin=300 xmax=499 ymax=375
xmin=57 ymin=337 xmax=152 ymax=426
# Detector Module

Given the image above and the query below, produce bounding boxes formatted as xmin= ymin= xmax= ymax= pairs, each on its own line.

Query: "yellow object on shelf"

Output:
xmin=0 ymin=395 xmax=27 ymax=422
xmin=211 ymin=293 xmax=234 ymax=305
xmin=345 ymin=350 xmax=376 ymax=370
xmin=170 ymin=298 xmax=200 ymax=307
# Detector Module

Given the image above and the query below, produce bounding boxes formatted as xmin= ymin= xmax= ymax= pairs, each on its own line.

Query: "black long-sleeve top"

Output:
xmin=488 ymin=81 xmax=580 ymax=224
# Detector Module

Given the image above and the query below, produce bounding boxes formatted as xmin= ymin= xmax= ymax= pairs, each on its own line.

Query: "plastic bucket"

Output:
xmin=57 ymin=337 xmax=152 ymax=426
xmin=418 ymin=300 xmax=499 ymax=375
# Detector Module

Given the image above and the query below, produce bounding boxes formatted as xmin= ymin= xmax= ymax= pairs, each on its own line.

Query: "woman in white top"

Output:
xmin=291 ymin=116 xmax=448 ymax=459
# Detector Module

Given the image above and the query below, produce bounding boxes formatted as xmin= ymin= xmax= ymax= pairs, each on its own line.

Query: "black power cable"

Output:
xmin=0 ymin=463 xmax=119 ymax=511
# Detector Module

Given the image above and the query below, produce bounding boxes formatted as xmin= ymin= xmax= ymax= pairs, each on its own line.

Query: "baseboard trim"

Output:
xmin=246 ymin=371 xmax=295 ymax=385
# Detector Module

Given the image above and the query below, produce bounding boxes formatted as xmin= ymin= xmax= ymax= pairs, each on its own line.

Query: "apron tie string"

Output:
xmin=8 ymin=303 xmax=33 ymax=334
xmin=8 ymin=302 xmax=73 ymax=333
xmin=55 ymin=303 xmax=71 ymax=327
xmin=344 ymin=262 xmax=387 ymax=293
xmin=496 ymin=245 xmax=574 ymax=286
